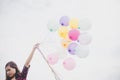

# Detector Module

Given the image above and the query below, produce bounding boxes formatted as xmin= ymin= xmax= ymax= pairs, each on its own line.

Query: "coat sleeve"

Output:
xmin=21 ymin=65 xmax=30 ymax=78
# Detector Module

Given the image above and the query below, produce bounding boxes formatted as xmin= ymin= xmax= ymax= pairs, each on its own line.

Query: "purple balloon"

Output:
xmin=67 ymin=42 xmax=78 ymax=55
xmin=59 ymin=16 xmax=69 ymax=26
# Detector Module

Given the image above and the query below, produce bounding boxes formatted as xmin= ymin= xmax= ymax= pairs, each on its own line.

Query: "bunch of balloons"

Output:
xmin=47 ymin=16 xmax=92 ymax=71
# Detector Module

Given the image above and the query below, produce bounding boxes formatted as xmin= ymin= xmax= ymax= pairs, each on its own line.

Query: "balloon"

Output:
xmin=68 ymin=29 xmax=80 ymax=41
xmin=75 ymin=45 xmax=90 ymax=58
xmin=63 ymin=57 xmax=76 ymax=70
xmin=58 ymin=27 xmax=69 ymax=39
xmin=56 ymin=47 xmax=67 ymax=59
xmin=79 ymin=18 xmax=92 ymax=31
xmin=47 ymin=53 xmax=59 ymax=65
xmin=69 ymin=18 xmax=79 ymax=29
xmin=59 ymin=16 xmax=70 ymax=26
xmin=67 ymin=42 xmax=78 ymax=55
xmin=61 ymin=37 xmax=71 ymax=48
xmin=47 ymin=19 xmax=60 ymax=32
xmin=77 ymin=32 xmax=92 ymax=45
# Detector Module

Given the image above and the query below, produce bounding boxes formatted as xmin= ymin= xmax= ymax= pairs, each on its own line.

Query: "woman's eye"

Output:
xmin=6 ymin=69 xmax=10 ymax=72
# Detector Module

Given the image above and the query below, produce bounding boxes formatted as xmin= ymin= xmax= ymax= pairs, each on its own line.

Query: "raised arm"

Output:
xmin=24 ymin=43 xmax=40 ymax=67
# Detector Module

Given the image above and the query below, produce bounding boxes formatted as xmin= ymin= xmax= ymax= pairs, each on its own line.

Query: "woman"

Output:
xmin=5 ymin=43 xmax=40 ymax=80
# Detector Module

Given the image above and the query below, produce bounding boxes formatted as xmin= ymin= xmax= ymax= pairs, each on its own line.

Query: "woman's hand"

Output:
xmin=33 ymin=43 xmax=40 ymax=50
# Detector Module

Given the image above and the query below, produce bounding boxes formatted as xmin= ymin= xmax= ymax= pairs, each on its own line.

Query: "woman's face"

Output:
xmin=6 ymin=66 xmax=16 ymax=78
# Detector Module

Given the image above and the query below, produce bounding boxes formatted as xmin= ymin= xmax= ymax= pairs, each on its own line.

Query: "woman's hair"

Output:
xmin=5 ymin=61 xmax=21 ymax=80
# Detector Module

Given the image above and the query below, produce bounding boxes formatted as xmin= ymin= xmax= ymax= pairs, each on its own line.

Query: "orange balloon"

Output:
xmin=61 ymin=37 xmax=71 ymax=48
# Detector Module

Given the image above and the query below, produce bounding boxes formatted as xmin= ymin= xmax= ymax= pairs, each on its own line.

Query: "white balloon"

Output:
xmin=79 ymin=18 xmax=92 ymax=31
xmin=56 ymin=47 xmax=67 ymax=59
xmin=47 ymin=19 xmax=60 ymax=32
xmin=75 ymin=45 xmax=90 ymax=58
xmin=77 ymin=32 xmax=92 ymax=45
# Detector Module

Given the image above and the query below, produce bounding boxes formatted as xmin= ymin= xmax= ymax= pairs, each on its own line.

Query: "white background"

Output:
xmin=0 ymin=0 xmax=120 ymax=80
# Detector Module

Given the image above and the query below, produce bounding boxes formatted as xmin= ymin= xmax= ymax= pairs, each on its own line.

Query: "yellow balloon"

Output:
xmin=69 ymin=18 xmax=79 ymax=29
xmin=61 ymin=38 xmax=71 ymax=48
xmin=58 ymin=27 xmax=69 ymax=39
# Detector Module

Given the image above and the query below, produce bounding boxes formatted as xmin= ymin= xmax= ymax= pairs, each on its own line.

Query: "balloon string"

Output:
xmin=37 ymin=48 xmax=61 ymax=80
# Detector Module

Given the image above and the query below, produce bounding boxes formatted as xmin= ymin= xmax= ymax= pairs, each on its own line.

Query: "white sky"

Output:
xmin=0 ymin=0 xmax=120 ymax=80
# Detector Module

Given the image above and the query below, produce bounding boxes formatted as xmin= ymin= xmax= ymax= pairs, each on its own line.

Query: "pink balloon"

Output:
xmin=63 ymin=57 xmax=76 ymax=70
xmin=47 ymin=53 xmax=59 ymax=65
xmin=68 ymin=29 xmax=80 ymax=41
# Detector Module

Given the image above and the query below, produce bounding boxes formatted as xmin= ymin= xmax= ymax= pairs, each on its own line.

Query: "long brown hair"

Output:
xmin=5 ymin=61 xmax=20 ymax=80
